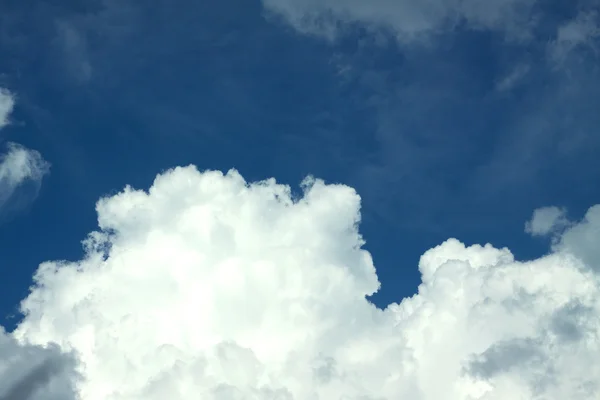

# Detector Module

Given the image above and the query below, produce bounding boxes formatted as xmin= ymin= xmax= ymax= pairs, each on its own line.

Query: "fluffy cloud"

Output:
xmin=1 ymin=166 xmax=596 ymax=399
xmin=261 ymin=0 xmax=537 ymax=42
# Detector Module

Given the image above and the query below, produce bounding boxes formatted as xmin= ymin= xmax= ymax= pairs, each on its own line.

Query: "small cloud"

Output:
xmin=525 ymin=206 xmax=568 ymax=236
xmin=496 ymin=64 xmax=530 ymax=92
xmin=55 ymin=21 xmax=93 ymax=83
xmin=0 ymin=143 xmax=51 ymax=219
xmin=0 ymin=89 xmax=15 ymax=129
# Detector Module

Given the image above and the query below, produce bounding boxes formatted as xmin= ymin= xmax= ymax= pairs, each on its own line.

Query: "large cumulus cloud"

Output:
xmin=2 ymin=166 xmax=599 ymax=399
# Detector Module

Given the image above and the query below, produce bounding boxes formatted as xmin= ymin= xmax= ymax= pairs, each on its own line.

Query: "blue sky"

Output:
xmin=1 ymin=0 xmax=599 ymax=328
xmin=1 ymin=1 xmax=600 ymax=398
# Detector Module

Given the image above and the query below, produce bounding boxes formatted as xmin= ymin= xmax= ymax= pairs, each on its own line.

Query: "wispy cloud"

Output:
xmin=263 ymin=0 xmax=600 ymax=232
xmin=0 ymin=90 xmax=50 ymax=219
xmin=0 ymin=143 xmax=49 ymax=189
xmin=495 ymin=63 xmax=530 ymax=92
xmin=262 ymin=0 xmax=538 ymax=43
xmin=55 ymin=21 xmax=93 ymax=83
xmin=550 ymin=10 xmax=599 ymax=63
xmin=525 ymin=206 xmax=569 ymax=236
xmin=0 ymin=89 xmax=15 ymax=129
xmin=0 ymin=88 xmax=50 ymax=221
xmin=0 ymin=142 xmax=50 ymax=219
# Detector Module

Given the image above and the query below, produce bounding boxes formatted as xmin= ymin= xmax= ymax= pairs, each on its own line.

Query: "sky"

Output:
xmin=0 ymin=0 xmax=599 ymax=399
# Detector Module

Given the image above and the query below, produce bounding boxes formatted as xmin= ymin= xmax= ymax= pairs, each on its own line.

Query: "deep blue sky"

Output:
xmin=1 ymin=0 xmax=599 ymax=329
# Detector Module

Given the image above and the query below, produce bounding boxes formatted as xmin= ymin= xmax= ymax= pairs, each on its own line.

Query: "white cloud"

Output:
xmin=0 ymin=144 xmax=49 ymax=187
xmin=0 ymin=143 xmax=51 ymax=215
xmin=1 ymin=166 xmax=597 ymax=399
xmin=0 ymin=89 xmax=15 ymax=129
xmin=261 ymin=0 xmax=537 ymax=43
xmin=525 ymin=206 xmax=568 ymax=236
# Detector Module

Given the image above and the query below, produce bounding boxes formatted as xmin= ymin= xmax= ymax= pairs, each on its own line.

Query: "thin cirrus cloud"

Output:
xmin=0 ymin=165 xmax=597 ymax=399
xmin=0 ymin=89 xmax=50 ymax=219
xmin=0 ymin=89 xmax=15 ymax=129
xmin=550 ymin=10 xmax=600 ymax=63
xmin=261 ymin=0 xmax=540 ymax=42
xmin=258 ymin=0 xmax=600 ymax=233
xmin=260 ymin=0 xmax=598 ymax=48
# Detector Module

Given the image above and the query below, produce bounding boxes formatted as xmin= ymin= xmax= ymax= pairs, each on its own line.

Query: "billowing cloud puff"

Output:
xmin=5 ymin=166 xmax=600 ymax=399
xmin=0 ymin=144 xmax=50 ymax=189
xmin=261 ymin=0 xmax=537 ymax=42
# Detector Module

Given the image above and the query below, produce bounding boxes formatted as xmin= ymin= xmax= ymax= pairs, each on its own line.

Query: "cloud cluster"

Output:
xmin=0 ymin=90 xmax=50 ymax=218
xmin=0 ymin=166 xmax=596 ymax=399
